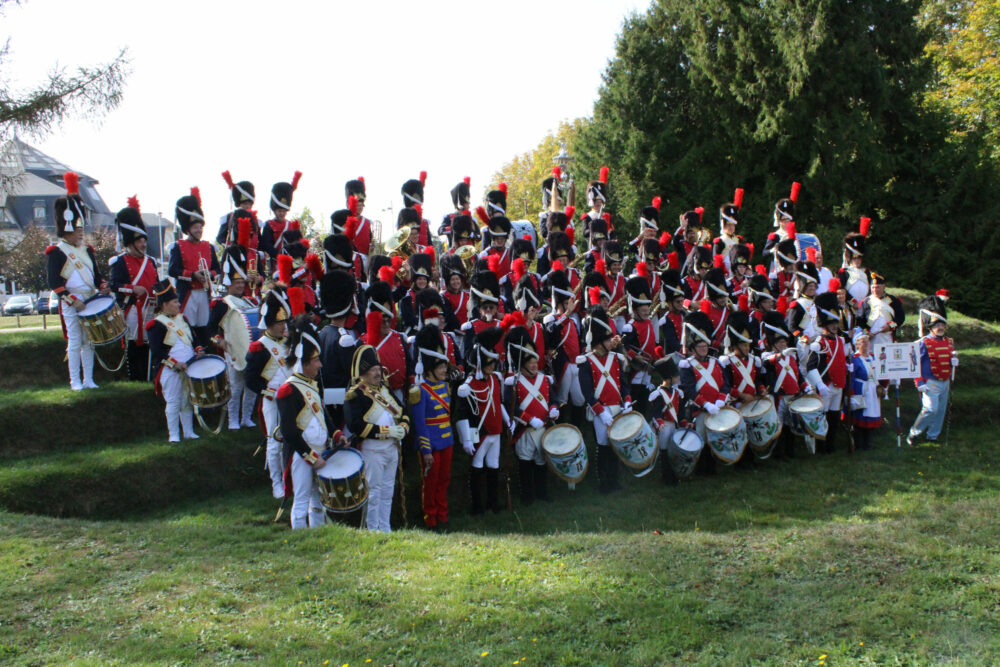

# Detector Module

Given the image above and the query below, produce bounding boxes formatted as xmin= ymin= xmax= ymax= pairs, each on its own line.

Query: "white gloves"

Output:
xmin=529 ymin=417 xmax=545 ymax=429
xmin=704 ymin=402 xmax=720 ymax=415
xmin=462 ymin=440 xmax=475 ymax=456
xmin=817 ymin=383 xmax=831 ymax=397
xmin=549 ymin=406 xmax=560 ymax=419
xmin=917 ymin=384 xmax=929 ymax=394
xmin=385 ymin=425 xmax=406 ymax=440
xmin=714 ymin=399 xmax=726 ymax=410
xmin=622 ymin=401 xmax=633 ymax=413
xmin=783 ymin=348 xmax=798 ymax=359
xmin=457 ymin=382 xmax=472 ymax=398
xmin=951 ymin=357 xmax=959 ymax=367
xmin=599 ymin=410 xmax=613 ymax=427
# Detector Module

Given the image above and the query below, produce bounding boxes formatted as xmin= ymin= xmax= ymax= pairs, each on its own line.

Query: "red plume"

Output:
xmin=487 ymin=254 xmax=500 ymax=276
xmin=463 ymin=176 xmax=471 ymax=186
xmin=636 ymin=262 xmax=650 ymax=278
xmin=552 ymin=166 xmax=561 ymax=180
xmin=787 ymin=222 xmax=797 ymax=240
xmin=652 ymin=196 xmax=662 ymax=211
xmin=738 ymin=292 xmax=749 ymax=313
xmin=127 ymin=195 xmax=140 ymax=213
xmin=694 ymin=206 xmax=704 ymax=223
xmin=699 ymin=299 xmax=711 ymax=315
xmin=776 ymin=295 xmax=789 ymax=315
xmin=658 ymin=231 xmax=672 ymax=248
xmin=500 ymin=313 xmax=521 ymax=331
xmin=566 ymin=227 xmax=575 ymax=245
xmin=190 ymin=187 xmax=202 ymax=206
xmin=512 ymin=258 xmax=526 ymax=282
xmin=357 ymin=176 xmax=365 ymax=185
xmin=414 ymin=204 xmax=423 ymax=220
xmin=474 ymin=206 xmax=490 ymax=225
xmin=378 ymin=266 xmax=395 ymax=284
xmin=278 ymin=255 xmax=293 ymax=285
xmin=599 ymin=166 xmax=609 ymax=184
xmin=588 ymin=286 xmax=602 ymax=305
xmin=552 ymin=260 xmax=565 ymax=273
xmin=789 ymin=182 xmax=801 ymax=203
xmin=498 ymin=182 xmax=508 ymax=196
xmin=391 ymin=255 xmax=404 ymax=272
xmin=733 ymin=188 xmax=744 ymax=209
xmin=747 ymin=243 xmax=755 ymax=257
xmin=755 ymin=264 xmax=767 ymax=276
xmin=424 ymin=246 xmax=435 ymax=264
xmin=936 ymin=288 xmax=950 ymax=299
xmin=305 ymin=254 xmax=324 ymax=280
xmin=366 ymin=311 xmax=384 ymax=347
xmin=345 ymin=216 xmax=360 ymax=241
xmin=511 ymin=310 xmax=526 ymax=327
xmin=860 ymin=216 xmax=871 ymax=236
xmin=221 ymin=170 xmax=235 ymax=189
xmin=713 ymin=254 xmax=725 ymax=268
xmin=564 ymin=205 xmax=575 ymax=220
xmin=288 ymin=287 xmax=305 ymax=317
xmin=419 ymin=170 xmax=427 ymax=187
xmin=805 ymin=247 xmax=817 ymax=263
xmin=63 ymin=172 xmax=80 ymax=196
xmin=237 ymin=218 xmax=251 ymax=247
xmin=595 ymin=258 xmax=607 ymax=275
xmin=348 ymin=195 xmax=358 ymax=216
xmin=522 ymin=234 xmax=532 ymax=241
xmin=829 ymin=278 xmax=842 ymax=292
xmin=287 ymin=220 xmax=300 ymax=232
xmin=291 ymin=171 xmax=302 ymax=190
xmin=667 ymin=252 xmax=679 ymax=269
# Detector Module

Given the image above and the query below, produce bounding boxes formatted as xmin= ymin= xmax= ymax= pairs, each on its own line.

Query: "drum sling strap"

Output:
xmin=59 ymin=242 xmax=96 ymax=291
xmin=774 ymin=356 xmax=795 ymax=392
xmin=654 ymin=387 xmax=679 ymax=423
xmin=731 ymin=356 xmax=755 ymax=393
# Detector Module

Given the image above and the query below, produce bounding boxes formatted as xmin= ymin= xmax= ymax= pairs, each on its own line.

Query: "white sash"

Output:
xmin=589 ymin=352 xmax=622 ymax=403
xmin=653 ymin=387 xmax=678 ymax=423
xmin=59 ymin=241 xmax=96 ymax=289
xmin=691 ymin=358 xmax=719 ymax=393
xmin=517 ymin=373 xmax=546 ymax=413
xmin=155 ymin=313 xmax=193 ymax=346
xmin=730 ymin=356 xmax=755 ymax=392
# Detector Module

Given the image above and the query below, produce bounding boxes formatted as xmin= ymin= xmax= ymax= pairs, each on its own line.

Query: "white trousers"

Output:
xmin=160 ymin=366 xmax=194 ymax=441
xmin=290 ymin=452 xmax=326 ymax=530
xmin=62 ymin=305 xmax=95 ymax=388
xmin=655 ymin=421 xmax=677 ymax=451
xmin=592 ymin=405 xmax=623 ymax=447
xmin=226 ymin=363 xmax=257 ymax=427
xmin=472 ymin=433 xmax=502 ymax=469
xmin=514 ymin=428 xmax=545 ymax=464
xmin=553 ymin=364 xmax=585 ymax=407
xmin=820 ymin=387 xmax=843 ymax=412
xmin=361 ymin=439 xmax=399 ymax=532
xmin=262 ymin=397 xmax=283 ymax=498
xmin=183 ymin=289 xmax=210 ymax=327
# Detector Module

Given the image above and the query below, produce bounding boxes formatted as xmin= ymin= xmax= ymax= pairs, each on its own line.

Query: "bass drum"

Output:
xmin=223 ymin=307 xmax=263 ymax=371
xmin=741 ymin=397 xmax=781 ymax=458
xmin=704 ymin=406 xmax=748 ymax=465
xmin=608 ymin=411 xmax=658 ymax=477
xmin=541 ymin=424 xmax=588 ymax=486
xmin=667 ymin=428 xmax=704 ymax=479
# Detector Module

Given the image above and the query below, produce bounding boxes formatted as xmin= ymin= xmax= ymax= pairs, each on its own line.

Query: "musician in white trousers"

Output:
xmin=146 ymin=281 xmax=200 ymax=442
xmin=345 ymin=344 xmax=411 ymax=532
xmin=45 ymin=175 xmax=110 ymax=391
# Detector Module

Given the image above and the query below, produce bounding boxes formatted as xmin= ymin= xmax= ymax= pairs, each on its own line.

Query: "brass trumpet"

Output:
xmin=454 ymin=244 xmax=479 ymax=276
xmin=385 ymin=227 xmax=415 ymax=280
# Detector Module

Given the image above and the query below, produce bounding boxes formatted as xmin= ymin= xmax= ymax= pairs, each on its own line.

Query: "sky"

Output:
xmin=4 ymin=0 xmax=648 ymax=241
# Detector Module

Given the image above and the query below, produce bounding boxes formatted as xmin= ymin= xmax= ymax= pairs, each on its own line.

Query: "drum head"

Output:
xmin=741 ymin=398 xmax=773 ymax=419
xmin=316 ymin=448 xmax=364 ymax=480
xmin=706 ymin=406 xmax=741 ymax=430
xmin=80 ymin=295 xmax=113 ymax=316
xmin=187 ymin=355 xmax=227 ymax=379
xmin=609 ymin=412 xmax=644 ymax=440
xmin=790 ymin=396 xmax=822 ymax=413
xmin=672 ymin=429 xmax=703 ymax=453
xmin=542 ymin=425 xmax=581 ymax=455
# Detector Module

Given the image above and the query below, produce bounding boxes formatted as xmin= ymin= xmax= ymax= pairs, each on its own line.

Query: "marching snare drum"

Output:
xmin=78 ymin=295 xmax=127 ymax=345
xmin=315 ymin=448 xmax=369 ymax=513
xmin=704 ymin=405 xmax=748 ymax=465
xmin=667 ymin=428 xmax=704 ymax=479
xmin=541 ymin=424 xmax=588 ymax=485
xmin=185 ymin=355 xmax=231 ymax=408
xmin=740 ymin=397 xmax=781 ymax=457
xmin=608 ymin=411 xmax=658 ymax=476
xmin=788 ymin=395 xmax=828 ymax=440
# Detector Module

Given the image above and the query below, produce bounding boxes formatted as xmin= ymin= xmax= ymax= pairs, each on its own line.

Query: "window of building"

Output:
xmin=33 ymin=201 xmax=45 ymax=220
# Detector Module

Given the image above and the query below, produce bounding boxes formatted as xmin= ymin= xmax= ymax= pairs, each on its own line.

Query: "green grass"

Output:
xmin=0 ymin=313 xmax=57 ymax=330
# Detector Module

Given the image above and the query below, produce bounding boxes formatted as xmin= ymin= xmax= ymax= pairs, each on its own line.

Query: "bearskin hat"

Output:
xmin=470 ymin=269 xmax=500 ymax=307
xmin=320 ymin=270 xmax=358 ymax=319
xmin=583 ymin=307 xmax=614 ymax=349
xmin=917 ymin=294 xmax=948 ymax=337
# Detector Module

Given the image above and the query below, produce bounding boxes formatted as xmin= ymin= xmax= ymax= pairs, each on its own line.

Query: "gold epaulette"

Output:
xmin=408 ymin=385 xmax=421 ymax=405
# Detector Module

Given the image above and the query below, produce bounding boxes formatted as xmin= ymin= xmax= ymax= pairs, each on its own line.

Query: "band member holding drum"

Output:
xmin=277 ymin=315 xmax=347 ymax=530
xmin=345 ymin=342 xmax=411 ymax=533
xmin=578 ymin=307 xmax=630 ymax=494
xmin=649 ymin=355 xmax=683 ymax=485
xmin=679 ymin=311 xmax=729 ymax=475
xmin=208 ymin=244 xmax=259 ymax=430
xmin=245 ymin=287 xmax=292 ymax=498
xmin=260 ymin=173 xmax=302 ymax=269
xmin=109 ymin=196 xmax=159 ymax=381
xmin=907 ymin=294 xmax=957 ymax=446
xmin=410 ymin=324 xmax=456 ymax=531
xmin=809 ymin=292 xmax=850 ymax=454
xmin=456 ymin=326 xmax=508 ymax=515
xmin=318 ymin=271 xmax=362 ymax=432
xmin=543 ymin=263 xmax=585 ymax=423
xmin=147 ymin=280 xmax=201 ymax=443
xmin=46 ymin=172 xmax=110 ymax=391
xmin=170 ymin=188 xmax=220 ymax=349
xmin=760 ymin=311 xmax=805 ymax=459
xmin=504 ymin=322 xmax=559 ymax=505
xmin=622 ymin=272 xmax=661 ymax=416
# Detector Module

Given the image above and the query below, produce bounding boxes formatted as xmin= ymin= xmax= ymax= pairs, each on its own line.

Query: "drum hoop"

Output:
xmin=541 ymin=423 xmax=583 ymax=455
xmin=609 ymin=411 xmax=643 ymax=440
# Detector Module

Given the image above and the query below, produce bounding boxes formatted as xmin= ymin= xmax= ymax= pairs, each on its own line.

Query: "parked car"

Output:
xmin=3 ymin=295 xmax=35 ymax=316
xmin=36 ymin=295 xmax=52 ymax=314
xmin=47 ymin=292 xmax=59 ymax=313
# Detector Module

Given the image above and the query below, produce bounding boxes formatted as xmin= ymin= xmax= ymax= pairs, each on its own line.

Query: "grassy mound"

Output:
xmin=0 ymin=330 xmax=124 ymax=391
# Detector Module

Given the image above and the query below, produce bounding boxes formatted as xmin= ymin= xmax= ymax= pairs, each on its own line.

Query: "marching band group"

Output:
xmin=44 ymin=167 xmax=959 ymax=532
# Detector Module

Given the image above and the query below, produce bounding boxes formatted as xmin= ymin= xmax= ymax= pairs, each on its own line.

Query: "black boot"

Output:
xmin=518 ymin=459 xmax=534 ymax=505
xmin=825 ymin=412 xmax=840 ymax=454
xmin=485 ymin=467 xmax=500 ymax=513
xmin=598 ymin=446 xmax=620 ymax=494
xmin=661 ymin=453 xmax=678 ymax=486
xmin=469 ymin=467 xmax=485 ymax=516
xmin=607 ymin=447 xmax=622 ymax=490
xmin=533 ymin=464 xmax=551 ymax=502
xmin=783 ymin=430 xmax=796 ymax=459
